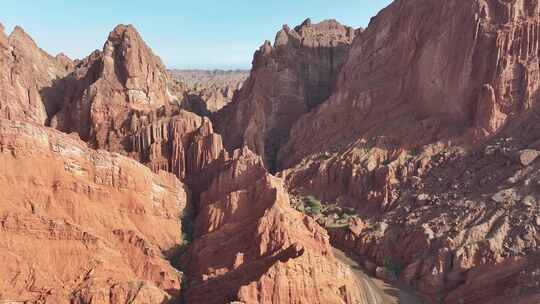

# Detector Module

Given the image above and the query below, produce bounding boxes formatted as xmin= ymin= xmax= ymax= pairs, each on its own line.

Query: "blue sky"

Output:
xmin=2 ymin=0 xmax=392 ymax=69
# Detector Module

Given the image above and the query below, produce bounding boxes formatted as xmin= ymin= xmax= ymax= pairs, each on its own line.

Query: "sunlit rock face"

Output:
xmin=0 ymin=24 xmax=73 ymax=125
xmin=215 ymin=19 xmax=356 ymax=170
xmin=52 ymin=24 xmax=171 ymax=151
xmin=0 ymin=22 xmax=386 ymax=304
xmin=281 ymin=0 xmax=540 ymax=170
xmin=183 ymin=147 xmax=380 ymax=304
xmin=275 ymin=0 xmax=540 ymax=303
xmin=0 ymin=119 xmax=187 ymax=303
xmin=3 ymin=1 xmax=540 ymax=302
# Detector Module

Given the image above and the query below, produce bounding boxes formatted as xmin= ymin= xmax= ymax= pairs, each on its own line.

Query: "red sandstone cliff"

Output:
xmin=3 ymin=1 xmax=540 ymax=301
xmin=215 ymin=19 xmax=356 ymax=169
xmin=0 ymin=119 xmax=187 ymax=303
xmin=0 ymin=24 xmax=73 ymax=125
xmin=280 ymin=0 xmax=540 ymax=168
xmin=183 ymin=147 xmax=379 ymax=304
xmin=52 ymin=24 xmax=172 ymax=151
xmin=0 ymin=22 xmax=384 ymax=304
xmin=271 ymin=1 xmax=540 ymax=303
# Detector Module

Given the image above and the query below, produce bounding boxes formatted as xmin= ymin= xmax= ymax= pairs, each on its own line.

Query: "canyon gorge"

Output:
xmin=1 ymin=0 xmax=540 ymax=303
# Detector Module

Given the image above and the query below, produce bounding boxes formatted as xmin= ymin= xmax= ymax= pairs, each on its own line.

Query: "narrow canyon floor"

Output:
xmin=332 ymin=248 xmax=424 ymax=304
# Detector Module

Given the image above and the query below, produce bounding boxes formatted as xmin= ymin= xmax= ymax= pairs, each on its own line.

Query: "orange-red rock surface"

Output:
xmin=3 ymin=0 xmax=540 ymax=302
xmin=125 ymin=108 xmax=378 ymax=303
xmin=0 ymin=21 xmax=388 ymax=304
xmin=183 ymin=147 xmax=376 ymax=304
xmin=268 ymin=0 xmax=540 ymax=303
xmin=280 ymin=0 xmax=540 ymax=170
xmin=0 ymin=24 xmax=73 ymax=125
xmin=216 ymin=19 xmax=356 ymax=169
xmin=0 ymin=119 xmax=186 ymax=303
xmin=52 ymin=24 xmax=172 ymax=151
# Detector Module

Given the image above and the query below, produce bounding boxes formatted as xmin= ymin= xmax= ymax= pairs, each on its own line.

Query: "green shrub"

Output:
xmin=171 ymin=209 xmax=195 ymax=270
xmin=304 ymin=195 xmax=322 ymax=214
xmin=343 ymin=207 xmax=357 ymax=215
xmin=181 ymin=211 xmax=194 ymax=247
xmin=383 ymin=256 xmax=404 ymax=276
xmin=181 ymin=278 xmax=190 ymax=290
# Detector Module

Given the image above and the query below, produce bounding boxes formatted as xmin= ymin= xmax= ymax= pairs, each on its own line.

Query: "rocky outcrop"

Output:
xmin=0 ymin=24 xmax=73 ymax=125
xmin=0 ymin=119 xmax=187 ymax=303
xmin=123 ymin=99 xmax=389 ymax=302
xmin=183 ymin=147 xmax=380 ymax=304
xmin=273 ymin=1 xmax=540 ymax=302
xmin=280 ymin=0 xmax=540 ymax=169
xmin=215 ymin=19 xmax=356 ymax=170
xmin=276 ymin=0 xmax=540 ymax=228
xmin=7 ymin=23 xmax=375 ymax=304
xmin=6 ymin=2 xmax=540 ymax=302
xmin=52 ymin=24 xmax=172 ymax=151
xmin=129 ymin=110 xmax=203 ymax=177
xmin=128 ymin=110 xmax=226 ymax=200
xmin=327 ymin=119 xmax=540 ymax=303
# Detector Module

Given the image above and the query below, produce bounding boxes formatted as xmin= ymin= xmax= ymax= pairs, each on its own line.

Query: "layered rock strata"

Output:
xmin=274 ymin=1 xmax=540 ymax=302
xmin=0 ymin=24 xmax=73 ymax=125
xmin=183 ymin=147 xmax=379 ymax=304
xmin=0 ymin=119 xmax=187 ymax=303
xmin=52 ymin=24 xmax=172 ymax=151
xmin=216 ymin=19 xmax=356 ymax=169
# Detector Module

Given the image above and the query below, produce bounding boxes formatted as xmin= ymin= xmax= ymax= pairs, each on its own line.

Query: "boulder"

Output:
xmin=515 ymin=149 xmax=540 ymax=166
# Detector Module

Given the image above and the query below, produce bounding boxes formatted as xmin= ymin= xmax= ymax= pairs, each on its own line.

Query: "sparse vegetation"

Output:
xmin=383 ymin=256 xmax=404 ymax=276
xmin=180 ymin=210 xmax=194 ymax=248
xmin=170 ymin=209 xmax=195 ymax=271
xmin=343 ymin=207 xmax=356 ymax=215
xmin=304 ymin=195 xmax=322 ymax=214
xmin=291 ymin=193 xmax=361 ymax=229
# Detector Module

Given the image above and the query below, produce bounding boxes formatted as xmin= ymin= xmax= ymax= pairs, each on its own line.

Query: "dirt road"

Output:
xmin=332 ymin=248 xmax=424 ymax=304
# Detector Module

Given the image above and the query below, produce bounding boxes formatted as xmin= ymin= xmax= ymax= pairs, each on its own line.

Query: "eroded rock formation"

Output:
xmin=275 ymin=0 xmax=540 ymax=226
xmin=328 ymin=117 xmax=540 ymax=303
xmin=273 ymin=0 xmax=540 ymax=303
xmin=183 ymin=147 xmax=378 ymax=304
xmin=0 ymin=119 xmax=186 ymax=303
xmin=0 ymin=24 xmax=73 ymax=125
xmin=52 ymin=24 xmax=172 ymax=151
xmin=4 ymin=1 xmax=540 ymax=301
xmin=0 ymin=22 xmax=386 ymax=304
xmin=280 ymin=0 xmax=540 ymax=169
xmin=215 ymin=19 xmax=356 ymax=169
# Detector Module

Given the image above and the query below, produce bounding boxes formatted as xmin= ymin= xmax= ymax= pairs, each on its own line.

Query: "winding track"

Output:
xmin=332 ymin=248 xmax=424 ymax=304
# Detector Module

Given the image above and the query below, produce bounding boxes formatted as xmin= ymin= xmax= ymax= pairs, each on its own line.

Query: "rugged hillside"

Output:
xmin=270 ymin=0 xmax=540 ymax=303
xmin=122 ymin=94 xmax=379 ymax=303
xmin=169 ymin=69 xmax=247 ymax=114
xmin=326 ymin=110 xmax=540 ymax=303
xmin=52 ymin=25 xmax=172 ymax=151
xmin=278 ymin=0 xmax=538 ymax=214
xmin=2 ymin=0 xmax=540 ymax=302
xmin=215 ymin=19 xmax=356 ymax=170
xmin=0 ymin=119 xmax=186 ymax=303
xmin=0 ymin=22 xmax=387 ymax=304
xmin=278 ymin=0 xmax=540 ymax=213
xmin=183 ymin=147 xmax=378 ymax=304
xmin=0 ymin=23 xmax=73 ymax=125
xmin=279 ymin=0 xmax=540 ymax=169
